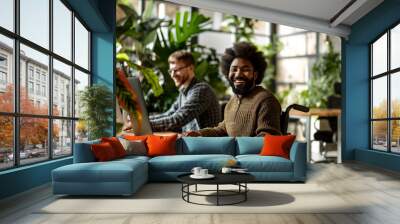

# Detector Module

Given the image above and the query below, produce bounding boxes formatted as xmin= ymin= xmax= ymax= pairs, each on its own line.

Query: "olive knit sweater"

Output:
xmin=198 ymin=86 xmax=282 ymax=137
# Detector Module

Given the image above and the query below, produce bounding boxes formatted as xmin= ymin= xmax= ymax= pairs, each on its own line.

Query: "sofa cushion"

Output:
xmin=260 ymin=134 xmax=296 ymax=159
xmin=53 ymin=158 xmax=147 ymax=183
xmin=91 ymin=142 xmax=118 ymax=161
xmin=236 ymin=155 xmax=293 ymax=172
xmin=180 ymin=137 xmax=235 ymax=155
xmin=235 ymin=137 xmax=263 ymax=155
xmin=122 ymin=135 xmax=148 ymax=141
xmin=119 ymin=138 xmax=147 ymax=156
xmin=147 ymin=134 xmax=177 ymax=157
xmin=101 ymin=137 xmax=127 ymax=158
xmin=148 ymin=154 xmax=235 ymax=172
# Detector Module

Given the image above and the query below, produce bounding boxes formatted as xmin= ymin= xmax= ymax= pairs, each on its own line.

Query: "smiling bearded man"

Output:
xmin=184 ymin=42 xmax=282 ymax=137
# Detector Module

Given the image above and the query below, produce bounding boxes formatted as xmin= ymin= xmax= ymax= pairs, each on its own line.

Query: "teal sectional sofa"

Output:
xmin=52 ymin=137 xmax=307 ymax=196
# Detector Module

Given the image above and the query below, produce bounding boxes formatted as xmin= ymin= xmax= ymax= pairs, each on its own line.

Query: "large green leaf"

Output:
xmin=195 ymin=60 xmax=208 ymax=80
xmin=169 ymin=11 xmax=210 ymax=47
xmin=117 ymin=3 xmax=138 ymax=18
xmin=116 ymin=52 xmax=130 ymax=61
xmin=142 ymin=0 xmax=154 ymax=20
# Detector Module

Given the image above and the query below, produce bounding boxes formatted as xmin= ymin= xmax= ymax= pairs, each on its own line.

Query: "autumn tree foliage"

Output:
xmin=0 ymin=85 xmax=59 ymax=151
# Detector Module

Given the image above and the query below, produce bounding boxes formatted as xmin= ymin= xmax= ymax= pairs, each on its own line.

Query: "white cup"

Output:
xmin=221 ymin=167 xmax=232 ymax=174
xmin=200 ymin=169 xmax=208 ymax=176
xmin=191 ymin=167 xmax=202 ymax=176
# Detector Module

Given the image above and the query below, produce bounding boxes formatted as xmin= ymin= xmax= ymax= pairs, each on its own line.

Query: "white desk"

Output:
xmin=290 ymin=108 xmax=342 ymax=163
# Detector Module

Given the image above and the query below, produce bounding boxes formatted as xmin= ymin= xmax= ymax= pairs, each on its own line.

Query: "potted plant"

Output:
xmin=79 ymin=84 xmax=113 ymax=140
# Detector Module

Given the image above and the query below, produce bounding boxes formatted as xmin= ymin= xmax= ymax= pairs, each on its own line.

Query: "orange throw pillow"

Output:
xmin=260 ymin=134 xmax=296 ymax=159
xmin=146 ymin=134 xmax=177 ymax=157
xmin=91 ymin=142 xmax=117 ymax=161
xmin=101 ymin=137 xmax=126 ymax=158
xmin=122 ymin=135 xmax=148 ymax=142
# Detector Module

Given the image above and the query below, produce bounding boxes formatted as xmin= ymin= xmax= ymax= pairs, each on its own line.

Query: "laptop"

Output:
xmin=126 ymin=76 xmax=153 ymax=135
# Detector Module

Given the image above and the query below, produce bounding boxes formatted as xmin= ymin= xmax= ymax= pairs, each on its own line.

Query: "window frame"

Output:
xmin=0 ymin=0 xmax=92 ymax=171
xmin=369 ymin=20 xmax=400 ymax=154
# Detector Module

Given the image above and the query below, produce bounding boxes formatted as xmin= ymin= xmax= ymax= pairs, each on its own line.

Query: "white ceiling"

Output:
xmin=165 ymin=0 xmax=384 ymax=38
xmin=227 ymin=0 xmax=352 ymax=23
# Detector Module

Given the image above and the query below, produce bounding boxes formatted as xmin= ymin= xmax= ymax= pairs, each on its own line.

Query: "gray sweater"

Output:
xmin=150 ymin=78 xmax=221 ymax=132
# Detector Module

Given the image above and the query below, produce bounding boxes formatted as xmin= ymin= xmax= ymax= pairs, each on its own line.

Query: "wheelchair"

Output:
xmin=280 ymin=104 xmax=310 ymax=135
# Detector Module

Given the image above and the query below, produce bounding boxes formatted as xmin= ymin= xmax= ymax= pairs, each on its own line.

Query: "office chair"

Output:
xmin=313 ymin=116 xmax=338 ymax=162
xmin=313 ymin=82 xmax=341 ymax=162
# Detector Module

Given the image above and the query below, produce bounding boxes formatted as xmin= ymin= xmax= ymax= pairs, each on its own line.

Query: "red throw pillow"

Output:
xmin=123 ymin=135 xmax=148 ymax=142
xmin=101 ymin=137 xmax=126 ymax=158
xmin=260 ymin=134 xmax=296 ymax=159
xmin=91 ymin=142 xmax=117 ymax=161
xmin=146 ymin=134 xmax=177 ymax=157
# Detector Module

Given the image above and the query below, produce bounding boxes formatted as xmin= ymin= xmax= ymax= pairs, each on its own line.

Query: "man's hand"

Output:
xmin=122 ymin=122 xmax=132 ymax=131
xmin=182 ymin=131 xmax=202 ymax=137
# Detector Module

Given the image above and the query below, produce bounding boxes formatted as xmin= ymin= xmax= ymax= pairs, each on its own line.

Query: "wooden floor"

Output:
xmin=1 ymin=162 xmax=400 ymax=224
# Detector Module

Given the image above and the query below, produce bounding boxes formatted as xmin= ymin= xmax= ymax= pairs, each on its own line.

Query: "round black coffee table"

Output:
xmin=177 ymin=173 xmax=255 ymax=206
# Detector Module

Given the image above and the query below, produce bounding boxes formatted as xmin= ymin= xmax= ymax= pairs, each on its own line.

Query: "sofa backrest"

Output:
xmin=179 ymin=137 xmax=235 ymax=155
xmin=74 ymin=136 xmax=300 ymax=160
xmin=235 ymin=137 xmax=264 ymax=155
xmin=73 ymin=139 xmax=100 ymax=163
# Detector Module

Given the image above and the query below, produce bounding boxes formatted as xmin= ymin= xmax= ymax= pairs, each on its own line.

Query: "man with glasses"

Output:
xmin=149 ymin=50 xmax=221 ymax=132
xmin=184 ymin=42 xmax=282 ymax=137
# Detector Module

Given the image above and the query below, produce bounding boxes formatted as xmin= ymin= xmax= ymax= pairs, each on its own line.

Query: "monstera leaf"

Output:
xmin=168 ymin=11 xmax=211 ymax=48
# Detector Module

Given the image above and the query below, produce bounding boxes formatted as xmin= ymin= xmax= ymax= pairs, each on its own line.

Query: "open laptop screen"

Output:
xmin=127 ymin=76 xmax=153 ymax=135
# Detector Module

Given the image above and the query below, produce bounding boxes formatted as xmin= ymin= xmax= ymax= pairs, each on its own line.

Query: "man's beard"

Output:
xmin=229 ymin=76 xmax=255 ymax=95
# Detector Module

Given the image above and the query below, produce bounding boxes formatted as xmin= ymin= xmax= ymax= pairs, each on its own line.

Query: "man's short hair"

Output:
xmin=168 ymin=50 xmax=195 ymax=66
xmin=221 ymin=42 xmax=267 ymax=85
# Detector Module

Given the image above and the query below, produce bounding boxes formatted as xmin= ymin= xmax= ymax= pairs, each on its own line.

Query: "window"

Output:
xmin=53 ymin=0 xmax=72 ymax=60
xmin=0 ymin=54 xmax=8 ymax=87
xmin=0 ymin=34 xmax=14 ymax=113
xmin=42 ymin=85 xmax=46 ymax=97
xmin=370 ymin=23 xmax=400 ymax=154
xmin=0 ymin=71 xmax=6 ymax=85
xmin=0 ymin=116 xmax=13 ymax=170
xmin=0 ymin=54 xmax=7 ymax=67
xmin=0 ymin=0 xmax=14 ymax=32
xmin=0 ymin=0 xmax=91 ymax=170
xmin=20 ymin=0 xmax=49 ymax=49
xmin=28 ymin=81 xmax=34 ymax=94
xmin=35 ymin=70 xmax=41 ymax=81
xmin=275 ymin=25 xmax=341 ymax=107
xmin=36 ymin=83 xmax=40 ymax=95
xmin=74 ymin=69 xmax=89 ymax=119
xmin=53 ymin=59 xmax=72 ymax=117
xmin=28 ymin=67 xmax=34 ymax=80
xmin=53 ymin=119 xmax=72 ymax=158
xmin=74 ymin=17 xmax=89 ymax=70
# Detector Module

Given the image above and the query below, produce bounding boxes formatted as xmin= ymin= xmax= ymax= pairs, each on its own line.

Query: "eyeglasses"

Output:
xmin=168 ymin=65 xmax=190 ymax=75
